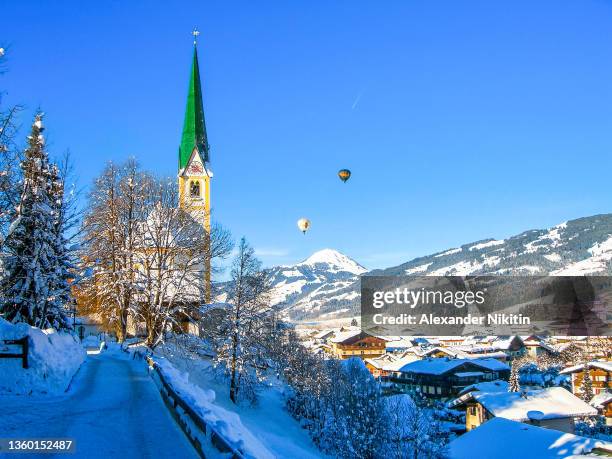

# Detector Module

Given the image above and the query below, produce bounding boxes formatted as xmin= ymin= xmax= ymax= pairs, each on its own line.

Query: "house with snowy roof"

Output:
xmin=364 ymin=353 xmax=420 ymax=379
xmin=447 ymin=417 xmax=612 ymax=459
xmin=329 ymin=330 xmax=387 ymax=360
xmin=450 ymin=386 xmax=597 ymax=433
xmin=523 ymin=335 xmax=557 ymax=358
xmin=389 ymin=357 xmax=510 ymax=398
xmin=590 ymin=391 xmax=612 ymax=426
xmin=560 ymin=360 xmax=612 ymax=398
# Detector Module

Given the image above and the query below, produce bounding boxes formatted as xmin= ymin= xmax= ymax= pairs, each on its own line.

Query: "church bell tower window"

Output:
xmin=190 ymin=180 xmax=201 ymax=198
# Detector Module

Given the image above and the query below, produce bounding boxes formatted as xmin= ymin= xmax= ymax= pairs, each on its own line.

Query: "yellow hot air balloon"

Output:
xmin=338 ymin=169 xmax=351 ymax=183
xmin=297 ymin=218 xmax=311 ymax=234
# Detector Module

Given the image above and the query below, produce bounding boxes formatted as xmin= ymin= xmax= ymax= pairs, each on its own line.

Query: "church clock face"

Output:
xmin=187 ymin=160 xmax=204 ymax=175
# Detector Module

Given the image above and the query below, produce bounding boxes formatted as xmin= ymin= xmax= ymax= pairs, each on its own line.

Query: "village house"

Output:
xmin=364 ymin=353 xmax=400 ymax=378
xmin=329 ymin=330 xmax=387 ymax=360
xmin=459 ymin=335 xmax=525 ymax=359
xmin=383 ymin=336 xmax=418 ymax=353
xmin=560 ymin=360 xmax=612 ymax=397
xmin=522 ymin=335 xmax=556 ymax=358
xmin=590 ymin=391 xmax=612 ymax=426
xmin=312 ymin=329 xmax=335 ymax=344
xmin=447 ymin=417 xmax=612 ymax=459
xmin=364 ymin=353 xmax=420 ymax=379
xmin=389 ymin=357 xmax=510 ymax=398
xmin=450 ymin=386 xmax=597 ymax=433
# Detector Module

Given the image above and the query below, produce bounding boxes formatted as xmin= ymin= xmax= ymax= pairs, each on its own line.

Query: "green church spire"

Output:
xmin=179 ymin=43 xmax=209 ymax=170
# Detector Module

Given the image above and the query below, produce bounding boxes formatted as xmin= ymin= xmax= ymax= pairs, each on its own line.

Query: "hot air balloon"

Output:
xmin=297 ymin=218 xmax=311 ymax=234
xmin=338 ymin=169 xmax=351 ymax=183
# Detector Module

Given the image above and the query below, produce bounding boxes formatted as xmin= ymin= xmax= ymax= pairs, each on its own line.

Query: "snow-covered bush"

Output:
xmin=0 ymin=318 xmax=85 ymax=394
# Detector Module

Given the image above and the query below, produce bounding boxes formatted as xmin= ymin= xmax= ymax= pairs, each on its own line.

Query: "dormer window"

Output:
xmin=190 ymin=180 xmax=201 ymax=198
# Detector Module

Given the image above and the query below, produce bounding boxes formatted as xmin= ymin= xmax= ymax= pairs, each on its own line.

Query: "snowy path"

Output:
xmin=0 ymin=351 xmax=198 ymax=459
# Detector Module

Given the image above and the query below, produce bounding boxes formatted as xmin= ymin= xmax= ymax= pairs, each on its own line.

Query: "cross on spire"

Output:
xmin=192 ymin=28 xmax=200 ymax=46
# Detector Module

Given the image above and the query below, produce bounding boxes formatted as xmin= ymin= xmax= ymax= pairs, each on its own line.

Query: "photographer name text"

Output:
xmin=371 ymin=312 xmax=530 ymax=326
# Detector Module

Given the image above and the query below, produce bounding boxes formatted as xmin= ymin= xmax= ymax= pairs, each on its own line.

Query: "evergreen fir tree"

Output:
xmin=46 ymin=163 xmax=74 ymax=329
xmin=509 ymin=359 xmax=521 ymax=392
xmin=581 ymin=361 xmax=594 ymax=402
xmin=0 ymin=114 xmax=69 ymax=329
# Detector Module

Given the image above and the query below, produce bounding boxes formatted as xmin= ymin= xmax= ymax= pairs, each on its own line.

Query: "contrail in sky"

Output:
xmin=351 ymin=89 xmax=364 ymax=110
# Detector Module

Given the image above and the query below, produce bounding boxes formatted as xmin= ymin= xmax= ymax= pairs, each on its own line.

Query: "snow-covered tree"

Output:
xmin=580 ymin=360 xmax=594 ymax=402
xmin=78 ymin=159 xmax=146 ymax=341
xmin=213 ymin=237 xmax=271 ymax=404
xmin=0 ymin=114 xmax=70 ymax=329
xmin=339 ymin=358 xmax=386 ymax=458
xmin=509 ymin=359 xmax=521 ymax=392
xmin=0 ymin=48 xmax=23 ymax=245
xmin=384 ymin=394 xmax=447 ymax=459
xmin=133 ymin=176 xmax=232 ymax=347
xmin=46 ymin=161 xmax=77 ymax=326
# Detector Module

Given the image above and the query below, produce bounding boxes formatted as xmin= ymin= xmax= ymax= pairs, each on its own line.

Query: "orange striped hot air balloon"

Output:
xmin=338 ymin=169 xmax=351 ymax=183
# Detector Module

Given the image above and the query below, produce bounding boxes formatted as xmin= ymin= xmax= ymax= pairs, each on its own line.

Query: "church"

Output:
xmin=177 ymin=32 xmax=213 ymax=304
xmin=75 ymin=34 xmax=215 ymax=341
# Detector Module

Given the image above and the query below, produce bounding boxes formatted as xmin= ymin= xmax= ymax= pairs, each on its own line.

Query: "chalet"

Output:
xmin=560 ymin=360 xmax=612 ymax=397
xmin=447 ymin=417 xmax=612 ymax=459
xmin=384 ymin=336 xmax=417 ymax=353
xmin=450 ymin=386 xmax=597 ymax=433
xmin=390 ymin=357 xmax=510 ymax=398
xmin=330 ymin=330 xmax=387 ymax=360
xmin=365 ymin=354 xmax=399 ymax=378
xmin=312 ymin=329 xmax=335 ymax=344
xmin=460 ymin=335 xmax=525 ymax=359
xmin=365 ymin=353 xmax=419 ymax=379
xmin=590 ymin=391 xmax=612 ymax=426
xmin=523 ymin=335 xmax=556 ymax=358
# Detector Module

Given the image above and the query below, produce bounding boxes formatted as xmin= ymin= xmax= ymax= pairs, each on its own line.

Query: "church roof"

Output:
xmin=179 ymin=46 xmax=209 ymax=169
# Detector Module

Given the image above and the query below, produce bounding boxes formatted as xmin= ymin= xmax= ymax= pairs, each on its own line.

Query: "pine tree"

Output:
xmin=0 ymin=114 xmax=69 ymax=329
xmin=509 ymin=359 xmax=521 ymax=392
xmin=46 ymin=163 xmax=74 ymax=329
xmin=580 ymin=360 xmax=594 ymax=402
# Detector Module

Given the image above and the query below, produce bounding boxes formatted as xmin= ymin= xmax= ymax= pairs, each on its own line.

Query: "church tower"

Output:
xmin=178 ymin=31 xmax=212 ymax=302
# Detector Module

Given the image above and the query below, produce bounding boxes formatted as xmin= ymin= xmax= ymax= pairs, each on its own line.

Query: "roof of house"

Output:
xmin=384 ymin=337 xmax=416 ymax=349
xmin=364 ymin=353 xmax=398 ymax=369
xmin=447 ymin=417 xmax=612 ymax=459
xmin=458 ymin=380 xmax=509 ymax=396
xmin=560 ymin=360 xmax=612 ymax=375
xmin=313 ymin=329 xmax=334 ymax=339
xmin=590 ymin=391 xmax=612 ymax=409
xmin=398 ymin=357 xmax=509 ymax=375
xmin=466 ymin=387 xmax=597 ymax=421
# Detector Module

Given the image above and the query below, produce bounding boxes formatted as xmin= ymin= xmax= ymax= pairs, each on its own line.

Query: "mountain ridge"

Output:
xmin=265 ymin=214 xmax=612 ymax=323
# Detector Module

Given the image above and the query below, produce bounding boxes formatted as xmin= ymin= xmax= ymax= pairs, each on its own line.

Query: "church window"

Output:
xmin=190 ymin=180 xmax=201 ymax=198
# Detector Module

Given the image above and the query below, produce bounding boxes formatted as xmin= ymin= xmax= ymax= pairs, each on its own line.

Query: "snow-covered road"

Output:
xmin=0 ymin=351 xmax=198 ymax=459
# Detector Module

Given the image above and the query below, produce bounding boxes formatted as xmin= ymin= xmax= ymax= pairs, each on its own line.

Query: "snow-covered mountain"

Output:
xmin=269 ymin=214 xmax=612 ymax=323
xmin=267 ymin=249 xmax=366 ymax=322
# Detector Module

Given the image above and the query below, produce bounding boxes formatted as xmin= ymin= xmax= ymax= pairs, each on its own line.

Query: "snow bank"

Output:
xmin=155 ymin=358 xmax=274 ymax=459
xmin=0 ymin=318 xmax=86 ymax=395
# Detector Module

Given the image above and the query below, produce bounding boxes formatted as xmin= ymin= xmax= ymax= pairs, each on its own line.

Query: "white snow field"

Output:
xmin=0 ymin=347 xmax=198 ymax=459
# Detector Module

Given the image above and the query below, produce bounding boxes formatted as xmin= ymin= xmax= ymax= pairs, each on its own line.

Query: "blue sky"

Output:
xmin=2 ymin=0 xmax=612 ymax=272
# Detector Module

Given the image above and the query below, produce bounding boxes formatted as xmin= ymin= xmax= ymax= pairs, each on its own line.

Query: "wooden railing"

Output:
xmin=145 ymin=356 xmax=244 ymax=459
xmin=0 ymin=336 xmax=29 ymax=369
